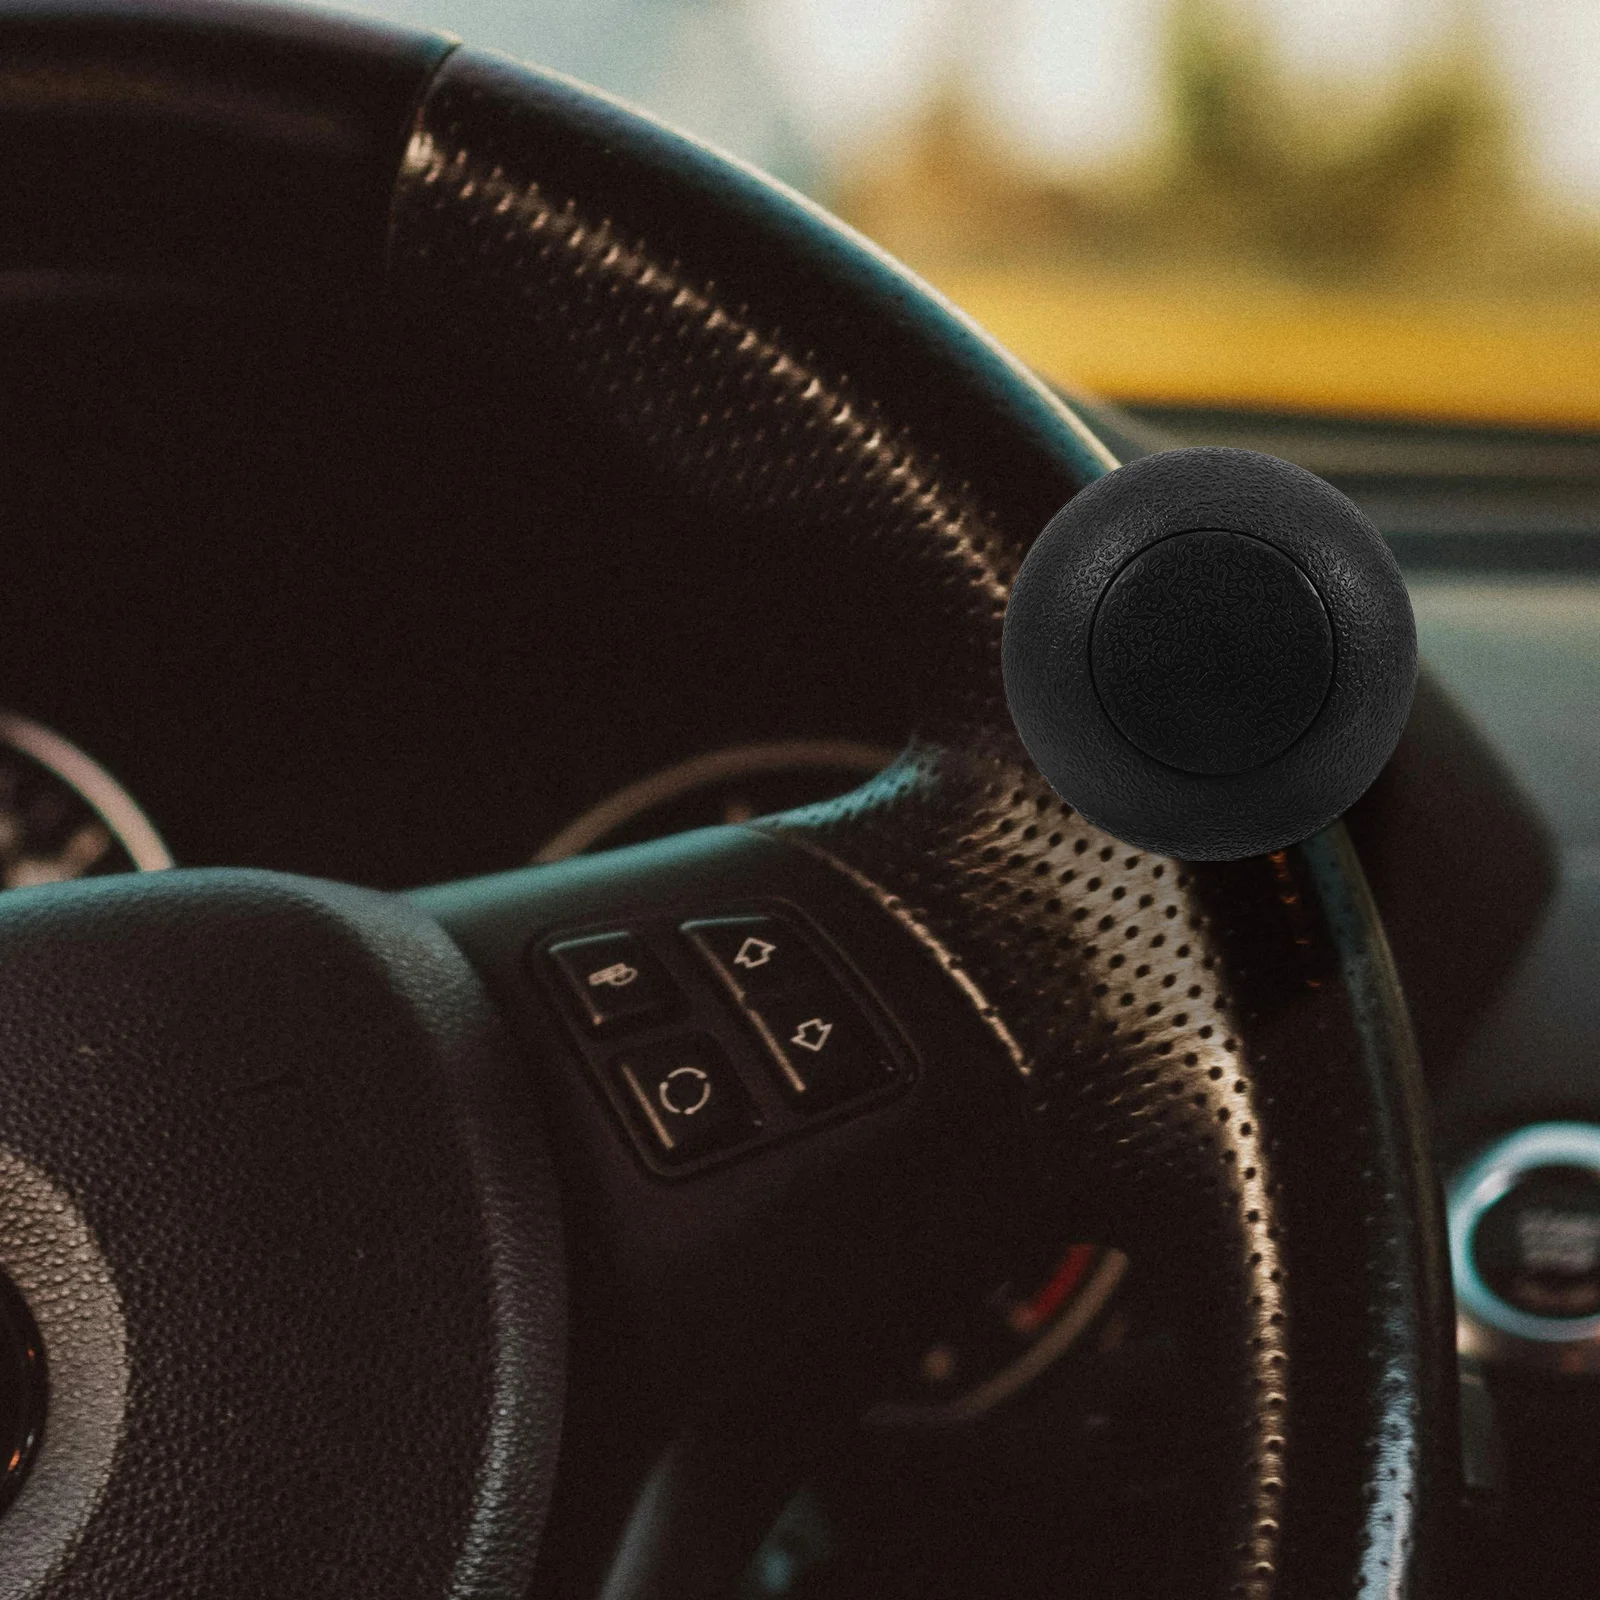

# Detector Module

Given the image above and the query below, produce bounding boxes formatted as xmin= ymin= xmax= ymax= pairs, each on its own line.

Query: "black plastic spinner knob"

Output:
xmin=1002 ymin=447 xmax=1416 ymax=860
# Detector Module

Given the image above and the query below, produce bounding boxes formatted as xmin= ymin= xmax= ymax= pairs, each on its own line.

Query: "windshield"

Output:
xmin=333 ymin=0 xmax=1600 ymax=432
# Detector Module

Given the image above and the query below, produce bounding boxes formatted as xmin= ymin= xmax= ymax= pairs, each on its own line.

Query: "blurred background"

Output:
xmin=332 ymin=0 xmax=1600 ymax=430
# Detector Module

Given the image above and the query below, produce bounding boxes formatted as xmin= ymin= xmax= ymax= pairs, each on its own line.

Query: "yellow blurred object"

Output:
xmin=829 ymin=1 xmax=1600 ymax=432
xmin=935 ymin=266 xmax=1600 ymax=430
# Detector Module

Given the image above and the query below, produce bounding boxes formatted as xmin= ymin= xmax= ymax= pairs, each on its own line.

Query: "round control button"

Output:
xmin=1472 ymin=1165 xmax=1600 ymax=1320
xmin=658 ymin=1064 xmax=713 ymax=1118
xmin=1450 ymin=1123 xmax=1600 ymax=1369
xmin=609 ymin=1037 xmax=757 ymax=1169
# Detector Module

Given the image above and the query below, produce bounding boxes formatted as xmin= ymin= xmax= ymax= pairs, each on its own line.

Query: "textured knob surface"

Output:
xmin=1089 ymin=528 xmax=1335 ymax=775
xmin=1003 ymin=447 xmax=1416 ymax=860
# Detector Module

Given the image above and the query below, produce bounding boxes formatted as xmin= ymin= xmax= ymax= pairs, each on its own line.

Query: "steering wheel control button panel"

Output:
xmin=1451 ymin=1123 xmax=1600 ymax=1373
xmin=546 ymin=930 xmax=677 ymax=1032
xmin=531 ymin=906 xmax=912 ymax=1177
xmin=680 ymin=914 xmax=829 ymax=998
xmin=746 ymin=991 xmax=894 ymax=1112
xmin=610 ymin=1037 xmax=756 ymax=1164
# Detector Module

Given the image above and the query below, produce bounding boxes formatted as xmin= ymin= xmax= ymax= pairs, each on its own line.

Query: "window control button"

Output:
xmin=746 ymin=989 xmax=895 ymax=1113
xmin=546 ymin=931 xmax=676 ymax=1032
xmin=610 ymin=1036 xmax=756 ymax=1164
xmin=681 ymin=914 xmax=830 ymax=999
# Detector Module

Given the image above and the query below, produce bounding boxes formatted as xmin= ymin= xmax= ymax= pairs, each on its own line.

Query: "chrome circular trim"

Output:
xmin=0 ymin=711 xmax=172 ymax=872
xmin=0 ymin=1147 xmax=128 ymax=1597
xmin=1449 ymin=1122 xmax=1600 ymax=1362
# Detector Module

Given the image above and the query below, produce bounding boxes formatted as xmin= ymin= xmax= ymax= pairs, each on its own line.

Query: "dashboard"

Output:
xmin=8 ymin=277 xmax=1600 ymax=1595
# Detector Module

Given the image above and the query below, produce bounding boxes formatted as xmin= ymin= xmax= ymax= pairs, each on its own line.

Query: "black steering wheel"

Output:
xmin=0 ymin=6 xmax=1455 ymax=1597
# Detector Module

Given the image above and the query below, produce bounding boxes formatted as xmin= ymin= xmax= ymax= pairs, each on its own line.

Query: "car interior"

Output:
xmin=0 ymin=4 xmax=1597 ymax=1598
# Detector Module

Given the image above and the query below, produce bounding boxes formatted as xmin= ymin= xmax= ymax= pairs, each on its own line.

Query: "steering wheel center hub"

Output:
xmin=0 ymin=871 xmax=564 ymax=1598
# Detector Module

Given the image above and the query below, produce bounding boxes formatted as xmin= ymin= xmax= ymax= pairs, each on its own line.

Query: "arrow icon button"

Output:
xmin=681 ymin=916 xmax=828 ymax=997
xmin=733 ymin=936 xmax=776 ymax=970
xmin=789 ymin=1017 xmax=833 ymax=1052
xmin=751 ymin=990 xmax=894 ymax=1113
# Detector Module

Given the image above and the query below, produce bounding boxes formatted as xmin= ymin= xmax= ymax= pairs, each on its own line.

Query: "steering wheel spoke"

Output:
xmin=422 ymin=727 xmax=1452 ymax=1595
xmin=418 ymin=814 xmax=1035 ymax=1419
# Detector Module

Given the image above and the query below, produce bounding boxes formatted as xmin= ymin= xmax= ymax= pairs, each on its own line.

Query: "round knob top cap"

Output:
xmin=1089 ymin=527 xmax=1336 ymax=776
xmin=1002 ymin=447 xmax=1416 ymax=861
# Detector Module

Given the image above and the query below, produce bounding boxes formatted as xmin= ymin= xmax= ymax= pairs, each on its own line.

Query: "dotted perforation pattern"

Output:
xmin=386 ymin=53 xmax=1114 ymax=737
xmin=775 ymin=754 xmax=1440 ymax=1596
xmin=774 ymin=747 xmax=1295 ymax=1596
xmin=388 ymin=48 xmax=1447 ymax=1600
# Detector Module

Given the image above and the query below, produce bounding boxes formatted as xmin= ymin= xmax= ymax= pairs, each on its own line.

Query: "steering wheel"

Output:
xmin=0 ymin=5 xmax=1455 ymax=1597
